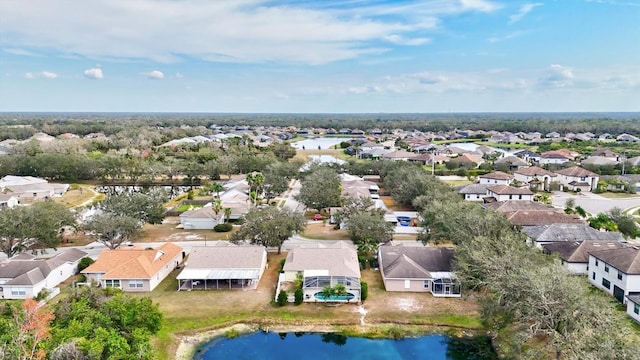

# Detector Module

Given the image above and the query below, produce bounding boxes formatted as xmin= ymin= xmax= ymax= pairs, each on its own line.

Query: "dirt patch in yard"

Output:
xmin=302 ymin=222 xmax=350 ymax=240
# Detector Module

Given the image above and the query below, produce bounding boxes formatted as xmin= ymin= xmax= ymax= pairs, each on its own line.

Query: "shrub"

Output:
xmin=213 ymin=223 xmax=233 ymax=232
xmin=360 ymin=281 xmax=368 ymax=301
xmin=294 ymin=288 xmax=304 ymax=305
xmin=77 ymin=257 xmax=95 ymax=272
xmin=279 ymin=258 xmax=286 ymax=273
xmin=35 ymin=288 xmax=51 ymax=301
xmin=277 ymin=291 xmax=288 ymax=306
xmin=225 ymin=328 xmax=240 ymax=338
xmin=187 ymin=190 xmax=194 ymax=200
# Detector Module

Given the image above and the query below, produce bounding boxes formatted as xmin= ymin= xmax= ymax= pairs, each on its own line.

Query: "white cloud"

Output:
xmin=540 ymin=64 xmax=574 ymax=87
xmin=25 ymin=71 xmax=58 ymax=79
xmin=175 ymin=72 xmax=184 ymax=79
xmin=4 ymin=48 xmax=39 ymax=56
xmin=84 ymin=67 xmax=104 ymax=80
xmin=488 ymin=30 xmax=528 ymax=43
xmin=383 ymin=35 xmax=430 ymax=46
xmin=509 ymin=3 xmax=543 ymax=24
xmin=0 ymin=0 xmax=498 ymax=65
xmin=142 ymin=70 xmax=164 ymax=79
xmin=460 ymin=0 xmax=502 ymax=12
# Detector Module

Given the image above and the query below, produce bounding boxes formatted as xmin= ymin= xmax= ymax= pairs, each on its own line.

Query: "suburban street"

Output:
xmin=550 ymin=191 xmax=640 ymax=216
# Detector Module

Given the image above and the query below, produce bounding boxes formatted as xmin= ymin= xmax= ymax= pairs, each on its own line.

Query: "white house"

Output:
xmin=478 ymin=171 xmax=513 ymax=185
xmin=486 ymin=185 xmax=534 ymax=202
xmin=0 ymin=194 xmax=19 ymax=209
xmin=542 ymin=241 xmax=626 ymax=274
xmin=0 ymin=248 xmax=87 ymax=299
xmin=179 ymin=206 xmax=220 ymax=230
xmin=588 ymin=247 xmax=640 ymax=304
xmin=513 ymin=166 xmax=558 ymax=192
xmin=458 ymin=184 xmax=490 ymax=202
xmin=554 ymin=166 xmax=599 ymax=192
xmin=626 ymin=295 xmax=640 ymax=323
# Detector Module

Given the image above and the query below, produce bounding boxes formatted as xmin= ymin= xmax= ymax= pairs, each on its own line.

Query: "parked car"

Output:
xmin=313 ymin=214 xmax=323 ymax=221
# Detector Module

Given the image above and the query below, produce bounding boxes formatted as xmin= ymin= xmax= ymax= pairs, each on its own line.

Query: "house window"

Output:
xmin=592 ymin=272 xmax=596 ymax=280
xmin=602 ymin=278 xmax=611 ymax=289
xmin=129 ymin=280 xmax=144 ymax=288
xmin=618 ymin=272 xmax=623 ymax=281
xmin=635 ymin=303 xmax=639 ymax=315
xmin=104 ymin=279 xmax=121 ymax=288
xmin=11 ymin=288 xmax=26 ymax=296
xmin=509 ymin=195 xmax=513 ymax=199
xmin=604 ymin=265 xmax=609 ymax=273
xmin=595 ymin=259 xmax=599 ymax=266
xmin=423 ymin=280 xmax=430 ymax=289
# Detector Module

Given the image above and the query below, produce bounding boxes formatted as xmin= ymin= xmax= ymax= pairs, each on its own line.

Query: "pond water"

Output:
xmin=292 ymin=137 xmax=353 ymax=150
xmin=194 ymin=332 xmax=497 ymax=360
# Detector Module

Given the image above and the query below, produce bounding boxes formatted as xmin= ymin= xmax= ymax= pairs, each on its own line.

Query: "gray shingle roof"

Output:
xmin=379 ymin=245 xmax=454 ymax=279
xmin=284 ymin=244 xmax=360 ymax=278
xmin=524 ymin=224 xmax=624 ymax=243
xmin=542 ymin=240 xmax=626 ymax=263
xmin=459 ymin=183 xmax=489 ymax=194
xmin=487 ymin=185 xmax=533 ymax=195
xmin=589 ymin=247 xmax=640 ymax=274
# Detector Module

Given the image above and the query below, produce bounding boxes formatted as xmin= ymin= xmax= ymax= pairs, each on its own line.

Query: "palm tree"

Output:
xmin=211 ymin=182 xmax=225 ymax=200
xmin=212 ymin=200 xmax=223 ymax=221
xmin=224 ymin=207 xmax=232 ymax=223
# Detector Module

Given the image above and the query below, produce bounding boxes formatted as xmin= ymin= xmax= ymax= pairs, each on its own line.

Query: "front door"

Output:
xmin=613 ymin=285 xmax=625 ymax=303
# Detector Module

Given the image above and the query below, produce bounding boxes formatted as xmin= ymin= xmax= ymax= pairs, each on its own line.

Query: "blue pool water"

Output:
xmin=194 ymin=332 xmax=497 ymax=360
xmin=313 ymin=292 xmax=355 ymax=301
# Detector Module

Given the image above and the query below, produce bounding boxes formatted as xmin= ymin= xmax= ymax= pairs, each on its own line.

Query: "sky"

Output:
xmin=0 ymin=0 xmax=639 ymax=113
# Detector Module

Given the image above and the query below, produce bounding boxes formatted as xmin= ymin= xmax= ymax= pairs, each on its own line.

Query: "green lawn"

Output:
xmin=598 ymin=192 xmax=640 ymax=199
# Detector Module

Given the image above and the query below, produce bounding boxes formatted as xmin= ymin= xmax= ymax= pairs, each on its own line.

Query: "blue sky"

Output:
xmin=1 ymin=0 xmax=639 ymax=113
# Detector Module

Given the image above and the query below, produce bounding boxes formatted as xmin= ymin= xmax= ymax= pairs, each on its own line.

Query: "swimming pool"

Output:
xmin=313 ymin=292 xmax=356 ymax=301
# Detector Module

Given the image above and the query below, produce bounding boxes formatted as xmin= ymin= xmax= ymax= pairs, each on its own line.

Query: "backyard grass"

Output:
xmin=442 ymin=179 xmax=473 ymax=187
xmin=301 ymin=222 xmax=350 ymax=240
xmin=138 ymin=219 xmax=239 ymax=243
xmin=54 ymin=184 xmax=103 ymax=208
xmin=143 ymin=252 xmax=482 ymax=360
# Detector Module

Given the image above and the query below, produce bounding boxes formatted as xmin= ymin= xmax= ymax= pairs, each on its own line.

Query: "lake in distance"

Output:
xmin=194 ymin=332 xmax=497 ymax=360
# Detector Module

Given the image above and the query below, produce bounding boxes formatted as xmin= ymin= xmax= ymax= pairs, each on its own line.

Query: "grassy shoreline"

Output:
xmin=173 ymin=318 xmax=486 ymax=360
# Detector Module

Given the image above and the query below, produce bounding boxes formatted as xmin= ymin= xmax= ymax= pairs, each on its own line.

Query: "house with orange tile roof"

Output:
xmin=82 ymin=243 xmax=183 ymax=292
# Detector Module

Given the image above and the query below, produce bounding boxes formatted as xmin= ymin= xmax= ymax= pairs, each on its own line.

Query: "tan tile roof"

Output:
xmin=82 ymin=243 xmax=182 ymax=280
xmin=480 ymin=171 xmax=514 ymax=180
xmin=505 ymin=211 xmax=585 ymax=226
xmin=487 ymin=185 xmax=533 ymax=195
xmin=514 ymin=166 xmax=556 ymax=177
xmin=554 ymin=166 xmax=597 ymax=178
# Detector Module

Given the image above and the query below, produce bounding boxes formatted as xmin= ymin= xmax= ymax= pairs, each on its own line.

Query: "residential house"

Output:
xmin=554 ymin=166 xmax=599 ymax=192
xmin=581 ymin=156 xmax=618 ymax=167
xmin=447 ymin=154 xmax=484 ymax=168
xmin=378 ymin=243 xmax=461 ymax=297
xmin=179 ymin=206 xmax=220 ymax=230
xmin=382 ymin=150 xmax=416 ymax=162
xmin=523 ymin=223 xmax=624 ymax=248
xmin=485 ymin=185 xmax=534 ymax=202
xmin=482 ymin=200 xmax=557 ymax=213
xmin=494 ymin=155 xmax=528 ymax=171
xmin=0 ymin=194 xmax=19 ymax=209
xmin=542 ymin=241 xmax=626 ymax=274
xmin=503 ymin=210 xmax=584 ymax=227
xmin=281 ymin=241 xmax=361 ymax=303
xmin=177 ymin=244 xmax=267 ymax=290
xmin=617 ymin=134 xmax=640 ymax=143
xmin=458 ymin=183 xmax=490 ymax=202
xmin=0 ymin=175 xmax=69 ymax=203
xmin=513 ymin=149 xmax=541 ymax=163
xmin=626 ymin=295 xmax=640 ymax=323
xmin=82 ymin=243 xmax=183 ymax=292
xmin=479 ymin=171 xmax=513 ymax=185
xmin=588 ymin=247 xmax=640 ymax=303
xmin=592 ymin=148 xmax=620 ymax=162
xmin=539 ymin=151 xmax=572 ymax=165
xmin=0 ymin=248 xmax=87 ymax=299
xmin=513 ymin=166 xmax=558 ymax=192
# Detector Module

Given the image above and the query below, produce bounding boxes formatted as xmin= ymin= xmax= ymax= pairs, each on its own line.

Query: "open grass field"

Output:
xmin=54 ymin=184 xmax=104 ymax=208
xmin=143 ymin=251 xmax=481 ymax=359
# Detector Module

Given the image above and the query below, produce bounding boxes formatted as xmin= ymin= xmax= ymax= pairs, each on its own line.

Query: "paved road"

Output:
xmin=551 ymin=191 xmax=640 ymax=215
